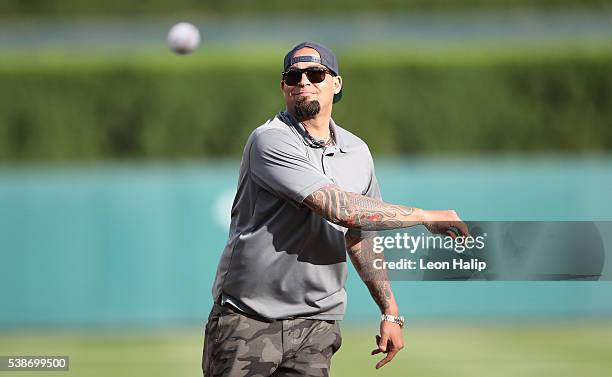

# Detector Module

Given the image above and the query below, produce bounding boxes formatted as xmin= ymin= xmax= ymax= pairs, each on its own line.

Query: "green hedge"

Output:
xmin=1 ymin=1 xmax=609 ymax=17
xmin=1 ymin=50 xmax=611 ymax=161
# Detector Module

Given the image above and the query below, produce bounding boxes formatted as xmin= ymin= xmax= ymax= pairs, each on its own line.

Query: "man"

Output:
xmin=203 ymin=41 xmax=468 ymax=377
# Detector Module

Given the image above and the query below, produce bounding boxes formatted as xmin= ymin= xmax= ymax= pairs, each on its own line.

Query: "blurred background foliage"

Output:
xmin=1 ymin=49 xmax=612 ymax=161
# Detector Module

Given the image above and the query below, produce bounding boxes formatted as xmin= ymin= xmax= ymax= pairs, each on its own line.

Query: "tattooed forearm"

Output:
xmin=304 ymin=184 xmax=417 ymax=230
xmin=373 ymin=282 xmax=392 ymax=310
xmin=347 ymin=236 xmax=394 ymax=311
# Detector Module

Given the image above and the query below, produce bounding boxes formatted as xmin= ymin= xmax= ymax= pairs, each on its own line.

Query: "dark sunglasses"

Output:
xmin=282 ymin=67 xmax=334 ymax=86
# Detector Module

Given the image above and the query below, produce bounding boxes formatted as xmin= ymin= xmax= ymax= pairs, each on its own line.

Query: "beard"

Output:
xmin=293 ymin=96 xmax=321 ymax=121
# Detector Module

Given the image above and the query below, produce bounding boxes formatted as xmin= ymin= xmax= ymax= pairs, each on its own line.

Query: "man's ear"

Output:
xmin=333 ymin=75 xmax=343 ymax=95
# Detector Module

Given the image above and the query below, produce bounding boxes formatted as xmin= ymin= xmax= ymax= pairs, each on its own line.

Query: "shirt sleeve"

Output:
xmin=248 ymin=128 xmax=332 ymax=205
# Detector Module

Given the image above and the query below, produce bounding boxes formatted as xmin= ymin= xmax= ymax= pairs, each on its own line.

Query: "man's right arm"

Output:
xmin=303 ymin=184 xmax=468 ymax=236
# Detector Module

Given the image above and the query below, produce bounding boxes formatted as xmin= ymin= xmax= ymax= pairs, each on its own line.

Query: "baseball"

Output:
xmin=167 ymin=22 xmax=200 ymax=54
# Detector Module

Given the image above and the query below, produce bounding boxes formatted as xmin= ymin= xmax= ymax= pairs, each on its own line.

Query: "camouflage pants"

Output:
xmin=202 ymin=303 xmax=342 ymax=377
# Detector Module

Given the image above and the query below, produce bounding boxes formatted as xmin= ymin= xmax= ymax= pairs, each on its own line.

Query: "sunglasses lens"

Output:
xmin=305 ymin=68 xmax=326 ymax=83
xmin=283 ymin=68 xmax=328 ymax=85
xmin=283 ymin=70 xmax=302 ymax=86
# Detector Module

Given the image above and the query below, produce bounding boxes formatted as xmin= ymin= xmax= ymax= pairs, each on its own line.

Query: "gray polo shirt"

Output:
xmin=211 ymin=111 xmax=381 ymax=320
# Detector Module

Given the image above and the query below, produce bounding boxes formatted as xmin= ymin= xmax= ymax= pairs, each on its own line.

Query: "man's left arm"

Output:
xmin=346 ymin=233 xmax=404 ymax=370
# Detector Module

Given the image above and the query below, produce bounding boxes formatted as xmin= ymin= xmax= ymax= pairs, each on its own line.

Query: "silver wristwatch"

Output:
xmin=381 ymin=314 xmax=405 ymax=328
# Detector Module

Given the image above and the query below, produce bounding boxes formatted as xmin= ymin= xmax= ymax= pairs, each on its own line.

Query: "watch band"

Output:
xmin=381 ymin=314 xmax=405 ymax=328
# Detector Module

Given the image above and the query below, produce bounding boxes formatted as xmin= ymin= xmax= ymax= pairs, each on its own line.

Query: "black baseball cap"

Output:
xmin=283 ymin=41 xmax=343 ymax=103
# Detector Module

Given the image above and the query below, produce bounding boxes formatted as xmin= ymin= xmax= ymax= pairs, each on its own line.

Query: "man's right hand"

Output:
xmin=419 ymin=209 xmax=470 ymax=237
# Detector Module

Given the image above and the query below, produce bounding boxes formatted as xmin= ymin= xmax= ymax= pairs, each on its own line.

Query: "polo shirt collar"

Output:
xmin=279 ymin=111 xmax=347 ymax=153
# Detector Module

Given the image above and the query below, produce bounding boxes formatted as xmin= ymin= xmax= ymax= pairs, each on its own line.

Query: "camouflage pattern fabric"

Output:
xmin=202 ymin=304 xmax=342 ymax=377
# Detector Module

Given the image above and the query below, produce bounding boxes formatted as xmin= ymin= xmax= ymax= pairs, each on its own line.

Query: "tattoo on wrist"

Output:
xmin=372 ymin=282 xmax=392 ymax=309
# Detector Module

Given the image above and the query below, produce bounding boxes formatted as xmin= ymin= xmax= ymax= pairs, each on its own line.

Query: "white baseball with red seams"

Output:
xmin=166 ymin=22 xmax=200 ymax=54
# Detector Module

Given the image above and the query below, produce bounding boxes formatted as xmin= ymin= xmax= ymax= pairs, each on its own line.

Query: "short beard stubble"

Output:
xmin=293 ymin=96 xmax=321 ymax=121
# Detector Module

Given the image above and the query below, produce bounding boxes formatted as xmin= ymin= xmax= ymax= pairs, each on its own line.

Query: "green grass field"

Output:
xmin=1 ymin=321 xmax=611 ymax=377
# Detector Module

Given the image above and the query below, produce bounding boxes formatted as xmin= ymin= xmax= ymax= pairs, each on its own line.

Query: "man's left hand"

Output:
xmin=370 ymin=320 xmax=404 ymax=369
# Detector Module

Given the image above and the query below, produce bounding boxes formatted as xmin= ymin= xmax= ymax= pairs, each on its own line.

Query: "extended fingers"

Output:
xmin=375 ymin=349 xmax=399 ymax=369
